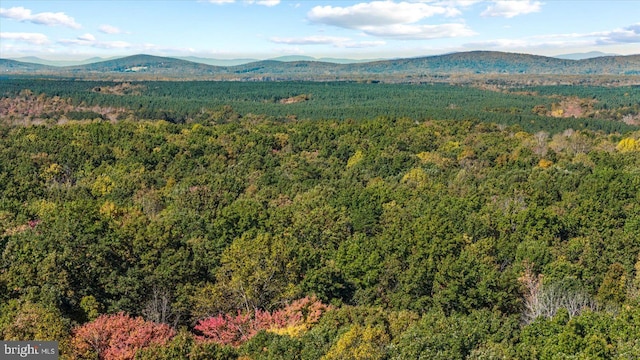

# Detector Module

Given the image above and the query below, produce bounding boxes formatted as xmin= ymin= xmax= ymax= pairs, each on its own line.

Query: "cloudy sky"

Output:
xmin=1 ymin=0 xmax=639 ymax=60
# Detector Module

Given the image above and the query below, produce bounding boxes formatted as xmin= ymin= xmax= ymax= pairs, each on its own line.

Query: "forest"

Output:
xmin=2 ymin=79 xmax=639 ymax=132
xmin=3 ymin=52 xmax=640 ymax=80
xmin=1 ymin=79 xmax=639 ymax=359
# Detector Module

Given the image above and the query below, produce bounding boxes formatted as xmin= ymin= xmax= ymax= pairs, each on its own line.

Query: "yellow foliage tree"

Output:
xmin=347 ymin=150 xmax=364 ymax=169
xmin=99 ymin=201 xmax=118 ymax=218
xmin=29 ymin=199 xmax=57 ymax=218
xmin=0 ymin=301 xmax=70 ymax=354
xmin=441 ymin=140 xmax=460 ymax=152
xmin=537 ymin=159 xmax=553 ymax=169
xmin=212 ymin=233 xmax=298 ymax=313
xmin=322 ymin=325 xmax=389 ymax=360
xmin=274 ymin=132 xmax=290 ymax=149
xmin=616 ymin=138 xmax=639 ymax=153
xmin=550 ymin=103 xmax=564 ymax=117
xmin=417 ymin=151 xmax=451 ymax=168
xmin=41 ymin=163 xmax=62 ymax=182
xmin=401 ymin=168 xmax=429 ymax=188
xmin=91 ymin=175 xmax=115 ymax=196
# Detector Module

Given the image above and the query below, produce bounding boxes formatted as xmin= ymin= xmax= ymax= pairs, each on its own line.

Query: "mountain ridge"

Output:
xmin=2 ymin=51 xmax=639 ymax=79
xmin=554 ymin=51 xmax=620 ymax=60
xmin=7 ymin=56 xmax=119 ymax=67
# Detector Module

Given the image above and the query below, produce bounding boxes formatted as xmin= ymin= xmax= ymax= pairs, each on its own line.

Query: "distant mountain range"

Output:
xmin=553 ymin=51 xmax=620 ymax=60
xmin=7 ymin=55 xmax=382 ymax=67
xmin=7 ymin=56 xmax=122 ymax=67
xmin=2 ymin=51 xmax=639 ymax=80
xmin=265 ymin=55 xmax=383 ymax=64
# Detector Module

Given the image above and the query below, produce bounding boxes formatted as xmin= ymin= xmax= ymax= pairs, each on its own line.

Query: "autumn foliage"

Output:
xmin=70 ymin=312 xmax=175 ymax=360
xmin=194 ymin=296 xmax=331 ymax=346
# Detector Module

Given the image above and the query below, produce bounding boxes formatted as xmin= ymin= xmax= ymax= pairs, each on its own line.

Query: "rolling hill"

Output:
xmin=7 ymin=56 xmax=117 ymax=67
xmin=554 ymin=51 xmax=619 ymax=60
xmin=1 ymin=51 xmax=639 ymax=80
xmin=63 ymin=54 xmax=220 ymax=74
xmin=0 ymin=58 xmax=56 ymax=73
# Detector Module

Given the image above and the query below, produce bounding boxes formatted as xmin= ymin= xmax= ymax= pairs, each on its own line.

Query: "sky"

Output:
xmin=1 ymin=0 xmax=639 ymax=60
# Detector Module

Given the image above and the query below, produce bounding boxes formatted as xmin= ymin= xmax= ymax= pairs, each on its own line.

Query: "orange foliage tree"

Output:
xmin=194 ymin=296 xmax=331 ymax=347
xmin=71 ymin=312 xmax=175 ymax=360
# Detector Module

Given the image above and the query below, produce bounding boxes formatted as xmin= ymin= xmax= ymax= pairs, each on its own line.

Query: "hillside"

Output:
xmin=7 ymin=56 xmax=115 ymax=67
xmin=2 ymin=51 xmax=639 ymax=80
xmin=3 ymin=78 xmax=637 ymax=132
xmin=0 ymin=58 xmax=55 ymax=72
xmin=1 ymin=114 xmax=639 ymax=358
xmin=1 ymin=73 xmax=639 ymax=359
xmin=64 ymin=54 xmax=222 ymax=75
xmin=344 ymin=51 xmax=640 ymax=75
xmin=554 ymin=51 xmax=619 ymax=60
xmin=176 ymin=56 xmax=258 ymax=66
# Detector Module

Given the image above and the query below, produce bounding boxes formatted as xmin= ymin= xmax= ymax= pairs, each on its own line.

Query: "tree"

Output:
xmin=211 ymin=233 xmax=299 ymax=313
xmin=616 ymin=138 xmax=639 ymax=153
xmin=194 ymin=311 xmax=261 ymax=347
xmin=519 ymin=263 xmax=596 ymax=323
xmin=135 ymin=329 xmax=239 ymax=360
xmin=597 ymin=263 xmax=627 ymax=305
xmin=71 ymin=313 xmax=175 ymax=360
xmin=0 ymin=300 xmax=69 ymax=350
xmin=322 ymin=324 xmax=389 ymax=360
xmin=194 ymin=296 xmax=331 ymax=347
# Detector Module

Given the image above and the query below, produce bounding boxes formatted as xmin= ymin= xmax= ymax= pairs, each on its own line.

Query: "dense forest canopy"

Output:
xmin=1 ymin=79 xmax=639 ymax=133
xmin=1 ymin=79 xmax=639 ymax=359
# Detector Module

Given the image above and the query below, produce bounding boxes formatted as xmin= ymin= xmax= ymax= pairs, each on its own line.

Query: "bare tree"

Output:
xmin=622 ymin=114 xmax=639 ymax=126
xmin=519 ymin=262 xmax=544 ymax=324
xmin=533 ymin=131 xmax=549 ymax=156
xmin=568 ymin=132 xmax=592 ymax=154
xmin=143 ymin=287 xmax=180 ymax=327
xmin=627 ymin=252 xmax=640 ymax=300
xmin=519 ymin=262 xmax=596 ymax=324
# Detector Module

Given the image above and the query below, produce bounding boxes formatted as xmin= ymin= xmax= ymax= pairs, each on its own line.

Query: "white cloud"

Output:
xmin=307 ymin=1 xmax=474 ymax=40
xmin=99 ymin=24 xmax=125 ymax=34
xmin=481 ymin=1 xmax=542 ymax=18
xmin=0 ymin=6 xmax=81 ymax=28
xmin=270 ymin=35 xmax=387 ymax=48
xmin=446 ymin=0 xmax=483 ymax=6
xmin=205 ymin=0 xmax=280 ymax=6
xmin=362 ymin=23 xmax=475 ymax=39
xmin=0 ymin=6 xmax=30 ymax=19
xmin=59 ymin=34 xmax=131 ymax=49
xmin=525 ymin=23 xmax=640 ymax=47
xmin=308 ymin=1 xmax=460 ymax=29
xmin=464 ymin=23 xmax=640 ymax=52
xmin=0 ymin=32 xmax=49 ymax=45
xmin=270 ymin=35 xmax=351 ymax=45
xmin=77 ymin=33 xmax=96 ymax=42
xmin=252 ymin=0 xmax=280 ymax=6
xmin=594 ymin=23 xmax=640 ymax=44
xmin=415 ymin=0 xmax=482 ymax=7
xmin=340 ymin=40 xmax=387 ymax=48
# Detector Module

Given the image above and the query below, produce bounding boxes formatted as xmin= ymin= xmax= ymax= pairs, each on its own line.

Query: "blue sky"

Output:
xmin=1 ymin=0 xmax=639 ymax=60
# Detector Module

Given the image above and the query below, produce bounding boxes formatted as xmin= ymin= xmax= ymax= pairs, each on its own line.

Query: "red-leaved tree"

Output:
xmin=271 ymin=295 xmax=330 ymax=327
xmin=194 ymin=296 xmax=331 ymax=346
xmin=194 ymin=310 xmax=265 ymax=347
xmin=71 ymin=312 xmax=176 ymax=360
